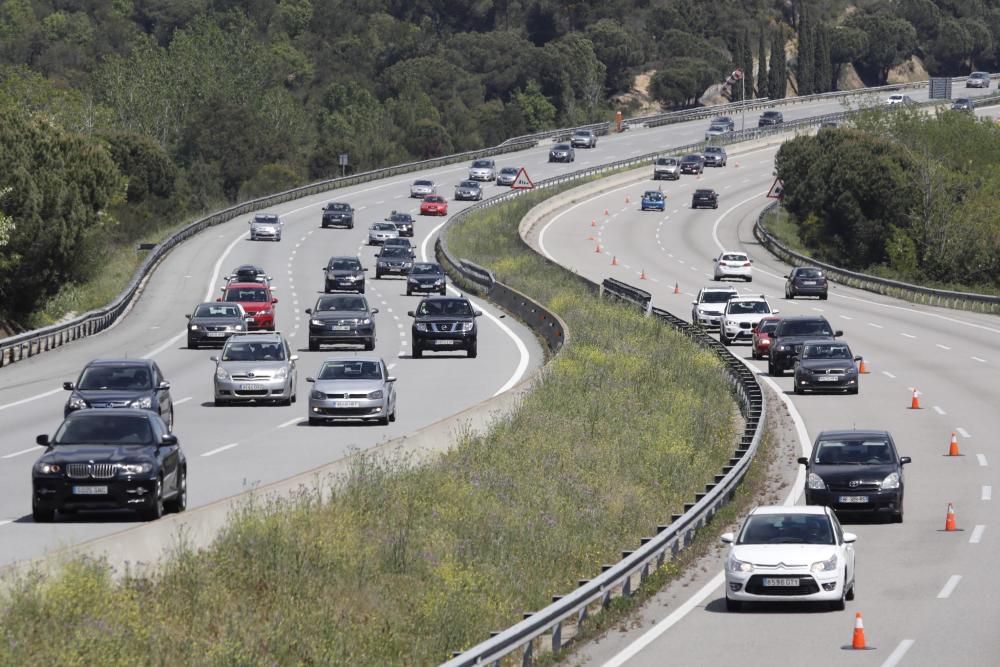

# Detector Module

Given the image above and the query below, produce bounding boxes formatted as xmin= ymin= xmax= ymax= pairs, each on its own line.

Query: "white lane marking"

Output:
xmin=868 ymin=322 xmax=884 ymax=329
xmin=2 ymin=446 xmax=43 ymax=460
xmin=277 ymin=418 xmax=300 ymax=429
xmin=881 ymin=640 xmax=916 ymax=667
xmin=0 ymin=388 xmax=63 ymax=412
xmin=978 ymin=454 xmax=988 ymax=467
xmin=173 ymin=396 xmax=193 ymax=406
xmin=937 ymin=575 xmax=961 ymax=599
xmin=710 ymin=190 xmax=770 ymax=252
xmin=983 ymin=485 xmax=992 ymax=501
xmin=936 ymin=343 xmax=952 ymax=351
xmin=957 ymin=427 xmax=971 ymax=438
xmin=0 ymin=520 xmax=12 ymax=528
xmin=840 ymin=315 xmax=853 ymax=320
xmin=900 ymin=333 xmax=916 ymax=339
xmin=933 ymin=406 xmax=946 ymax=415
xmin=971 ymin=356 xmax=986 ymax=363
xmin=202 ymin=443 xmax=239 ymax=457
xmin=882 ymin=371 xmax=896 ymax=379
xmin=969 ymin=525 xmax=985 ymax=544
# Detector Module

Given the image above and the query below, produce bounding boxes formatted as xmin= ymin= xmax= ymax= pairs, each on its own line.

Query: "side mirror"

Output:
xmin=36 ymin=434 xmax=50 ymax=446
xmin=209 ymin=356 xmax=219 ymax=362
xmin=712 ymin=257 xmax=718 ymax=262
xmin=783 ymin=275 xmax=789 ymax=279
xmin=900 ymin=456 xmax=912 ymax=465
xmin=362 ymin=267 xmax=369 ymax=272
xmin=771 ymin=309 xmax=780 ymax=315
xmin=797 ymin=456 xmax=809 ymax=465
xmin=216 ymin=298 xmax=222 ymax=302
xmin=272 ymin=297 xmax=279 ymax=303
xmin=842 ymin=532 xmax=858 ymax=544
xmin=371 ymin=308 xmax=379 ymax=315
xmin=290 ymin=355 xmax=299 ymax=361
xmin=63 ymin=381 xmax=74 ymax=391
xmin=386 ymin=376 xmax=397 ymax=383
xmin=185 ymin=314 xmax=191 ymax=319
xmin=158 ymin=381 xmax=171 ymax=390
xmin=854 ymin=356 xmax=863 ymax=362
xmin=834 ymin=330 xmax=844 ymax=337
xmin=720 ymin=532 xmax=735 ymax=544
xmin=304 ymin=308 xmax=313 ymax=315
xmin=160 ymin=434 xmax=178 ymax=446
xmin=306 ymin=377 xmax=315 ymax=383
xmin=474 ymin=311 xmax=483 ymax=317
xmin=407 ymin=311 xmax=415 ymax=317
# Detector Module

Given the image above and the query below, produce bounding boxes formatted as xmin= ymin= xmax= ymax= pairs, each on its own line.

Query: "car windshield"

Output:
xmin=708 ymin=125 xmax=727 ymax=131
xmin=222 ymin=340 xmax=285 ymax=361
xmin=795 ymin=268 xmax=824 ymax=278
xmin=425 ymin=196 xmax=444 ymax=203
xmin=682 ymin=155 xmax=701 ymax=162
xmin=54 ymin=415 xmax=154 ymax=445
xmin=328 ymin=259 xmax=360 ymax=271
xmin=414 ymin=180 xmax=432 ymax=186
xmin=705 ymin=147 xmax=723 ymax=154
xmin=316 ymin=296 xmax=367 ymax=312
xmin=501 ymin=168 xmax=518 ymax=174
xmin=657 ymin=158 xmax=678 ymax=165
xmin=388 ymin=213 xmax=411 ymax=222
xmin=738 ymin=514 xmax=834 ymax=545
xmin=802 ymin=343 xmax=852 ymax=360
xmin=574 ymin=131 xmax=590 ymax=136
xmin=701 ymin=291 xmax=735 ymax=304
xmin=194 ymin=305 xmax=240 ymax=318
xmin=318 ymin=360 xmax=383 ymax=380
xmin=372 ymin=223 xmax=396 ymax=231
xmin=411 ymin=263 xmax=442 ymax=275
xmin=472 ymin=160 xmax=491 ymax=168
xmin=721 ymin=254 xmax=747 ymax=262
xmin=758 ymin=319 xmax=780 ymax=333
xmin=695 ymin=190 xmax=715 ymax=196
xmin=728 ymin=301 xmax=770 ymax=315
xmin=78 ymin=365 xmax=152 ymax=390
xmin=254 ymin=215 xmax=278 ymax=224
xmin=380 ymin=248 xmax=410 ymax=259
xmin=814 ymin=438 xmax=894 ymax=465
xmin=417 ymin=300 xmax=473 ymax=317
xmin=553 ymin=144 xmax=570 ymax=150
xmin=779 ymin=320 xmax=833 ymax=336
xmin=644 ymin=192 xmax=663 ymax=201
xmin=459 ymin=181 xmax=478 ymax=188
xmin=764 ymin=112 xmax=780 ymax=118
xmin=224 ymin=288 xmax=268 ymax=302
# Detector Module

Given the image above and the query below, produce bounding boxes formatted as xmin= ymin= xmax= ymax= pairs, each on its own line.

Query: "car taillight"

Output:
xmin=743 ymin=262 xmax=751 ymax=267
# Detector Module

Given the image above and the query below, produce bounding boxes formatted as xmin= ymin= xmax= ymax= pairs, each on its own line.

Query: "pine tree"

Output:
xmin=815 ymin=25 xmax=833 ymax=92
xmin=742 ymin=29 xmax=754 ymax=97
xmin=731 ymin=33 xmax=746 ymax=101
xmin=797 ymin=6 xmax=815 ymax=95
xmin=757 ymin=29 xmax=769 ymax=98
xmin=769 ymin=29 xmax=786 ymax=99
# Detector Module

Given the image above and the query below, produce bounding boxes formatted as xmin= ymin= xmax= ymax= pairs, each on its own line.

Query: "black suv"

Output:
xmin=375 ymin=246 xmax=414 ymax=279
xmin=798 ymin=429 xmax=910 ymax=523
xmin=785 ymin=266 xmax=829 ymax=299
xmin=386 ymin=211 xmax=414 ymax=237
xmin=768 ymin=316 xmax=841 ymax=376
xmin=305 ymin=294 xmax=378 ymax=351
xmin=407 ymin=262 xmax=447 ymax=295
xmin=64 ymin=359 xmax=174 ymax=431
xmin=692 ymin=189 xmax=719 ymax=209
xmin=31 ymin=409 xmax=186 ymax=522
xmin=409 ymin=296 xmax=481 ymax=358
xmin=321 ymin=201 xmax=354 ymax=228
xmin=758 ymin=110 xmax=784 ymax=126
xmin=324 ymin=256 xmax=367 ymax=293
xmin=680 ymin=154 xmax=705 ymax=174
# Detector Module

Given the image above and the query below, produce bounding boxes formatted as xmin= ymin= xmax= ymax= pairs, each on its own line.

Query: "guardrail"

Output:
xmin=755 ymin=201 xmax=1000 ymax=314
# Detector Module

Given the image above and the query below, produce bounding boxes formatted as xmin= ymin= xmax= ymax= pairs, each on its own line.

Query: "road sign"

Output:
xmin=511 ymin=167 xmax=534 ymax=190
xmin=929 ymin=77 xmax=952 ymax=100
xmin=766 ymin=177 xmax=784 ymax=199
xmin=732 ymin=68 xmax=744 ymax=81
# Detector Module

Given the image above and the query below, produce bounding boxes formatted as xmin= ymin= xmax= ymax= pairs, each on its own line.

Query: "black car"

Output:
xmin=758 ymin=110 xmax=784 ymax=126
xmin=548 ymin=143 xmax=575 ymax=163
xmin=324 ymin=256 xmax=367 ymax=293
xmin=768 ymin=316 xmax=841 ymax=376
xmin=692 ymin=189 xmax=719 ymax=209
xmin=798 ymin=429 xmax=910 ymax=523
xmin=785 ymin=266 xmax=829 ymax=299
xmin=64 ymin=359 xmax=174 ymax=431
xmin=386 ymin=211 xmax=414 ymax=237
xmin=679 ymin=154 xmax=705 ymax=174
xmin=31 ymin=409 xmax=186 ymax=522
xmin=305 ymin=294 xmax=378 ymax=351
xmin=375 ymin=246 xmax=415 ymax=278
xmin=226 ymin=264 xmax=270 ymax=285
xmin=321 ymin=201 xmax=354 ymax=228
xmin=793 ymin=339 xmax=862 ymax=394
xmin=409 ymin=296 xmax=481 ymax=358
xmin=950 ymin=98 xmax=973 ymax=112
xmin=186 ymin=301 xmax=249 ymax=348
xmin=407 ymin=262 xmax=447 ymax=295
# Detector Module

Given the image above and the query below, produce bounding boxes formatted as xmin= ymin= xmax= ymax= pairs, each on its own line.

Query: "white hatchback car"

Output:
xmin=720 ymin=295 xmax=778 ymax=345
xmin=713 ymin=251 xmax=753 ymax=282
xmin=722 ymin=505 xmax=857 ymax=612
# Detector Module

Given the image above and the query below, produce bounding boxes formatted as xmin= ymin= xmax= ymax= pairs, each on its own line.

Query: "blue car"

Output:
xmin=640 ymin=190 xmax=666 ymax=211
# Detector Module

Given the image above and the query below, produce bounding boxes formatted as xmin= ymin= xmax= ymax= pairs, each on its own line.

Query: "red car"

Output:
xmin=219 ymin=282 xmax=278 ymax=330
xmin=751 ymin=316 xmax=782 ymax=360
xmin=420 ymin=195 xmax=448 ymax=216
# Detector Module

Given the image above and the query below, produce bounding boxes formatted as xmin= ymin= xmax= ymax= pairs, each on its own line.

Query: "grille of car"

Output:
xmin=744 ymin=575 xmax=820 ymax=596
xmin=67 ymin=463 xmax=117 ymax=479
xmin=206 ymin=325 xmax=230 ymax=332
xmin=828 ymin=480 xmax=881 ymax=492
xmin=91 ymin=401 xmax=131 ymax=408
xmin=231 ymin=372 xmax=273 ymax=380
xmin=431 ymin=322 xmax=463 ymax=332
xmin=317 ymin=407 xmax=376 ymax=416
xmin=321 ymin=392 xmax=370 ymax=399
xmin=739 ymin=322 xmax=752 ymax=329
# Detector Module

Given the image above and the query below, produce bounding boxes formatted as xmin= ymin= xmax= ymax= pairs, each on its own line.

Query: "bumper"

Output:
xmin=468 ymin=173 xmax=493 ymax=181
xmin=654 ymin=170 xmax=680 ymax=180
xmin=680 ymin=166 xmax=701 ymax=174
xmin=377 ymin=265 xmax=411 ymax=276
xmin=215 ymin=378 xmax=291 ymax=402
xmin=410 ymin=191 xmax=431 ymax=198
xmin=770 ymin=351 xmax=797 ymax=371
xmin=549 ymin=155 xmax=572 ymax=162
xmin=34 ymin=477 xmax=160 ymax=512
xmin=368 ymin=236 xmax=393 ymax=245
xmin=309 ymin=326 xmax=375 ymax=347
xmin=309 ymin=399 xmax=389 ymax=422
xmin=693 ymin=312 xmax=724 ymax=328
xmin=641 ymin=202 xmax=665 ymax=211
xmin=395 ymin=227 xmax=414 ymax=237
xmin=794 ymin=374 xmax=858 ymax=392
xmin=725 ymin=570 xmax=845 ymax=603
xmin=715 ymin=269 xmax=751 ymax=280
xmin=421 ymin=208 xmax=447 ymax=215
xmin=692 ymin=199 xmax=717 ymax=208
xmin=753 ymin=341 xmax=772 ymax=356
xmin=454 ymin=193 xmax=480 ymax=201
xmin=413 ymin=332 xmax=476 ymax=349
xmin=791 ymin=284 xmax=828 ymax=296
xmin=497 ymin=178 xmax=515 ymax=186
xmin=806 ymin=488 xmax=902 ymax=515
xmin=704 ymin=159 xmax=724 ymax=167
xmin=722 ymin=325 xmax=754 ymax=341
xmin=250 ymin=230 xmax=280 ymax=240
xmin=325 ymin=279 xmax=364 ymax=292
xmin=244 ymin=315 xmax=275 ymax=330
xmin=408 ymin=281 xmax=446 ymax=293
xmin=188 ymin=329 xmax=241 ymax=346
xmin=323 ymin=217 xmax=352 ymax=227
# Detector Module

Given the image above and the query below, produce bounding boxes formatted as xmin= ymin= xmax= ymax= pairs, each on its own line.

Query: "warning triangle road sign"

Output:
xmin=511 ymin=167 xmax=535 ymax=190
xmin=766 ymin=177 xmax=784 ymax=199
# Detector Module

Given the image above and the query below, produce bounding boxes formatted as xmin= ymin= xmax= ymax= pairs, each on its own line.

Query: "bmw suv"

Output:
xmin=409 ymin=296 xmax=481 ymax=358
xmin=63 ymin=359 xmax=174 ymax=431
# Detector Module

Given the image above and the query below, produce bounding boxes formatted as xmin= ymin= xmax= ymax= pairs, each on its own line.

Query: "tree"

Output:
xmin=585 ymin=19 xmax=643 ymax=96
xmin=768 ymin=29 xmax=787 ymax=99
xmin=741 ymin=30 xmax=754 ymax=97
xmin=929 ymin=17 xmax=972 ymax=74
xmin=797 ymin=6 xmax=815 ymax=95
xmin=845 ymin=14 xmax=917 ymax=83
xmin=815 ymin=25 xmax=833 ymax=93
xmin=829 ymin=25 xmax=868 ymax=85
xmin=650 ymin=58 xmax=722 ymax=106
xmin=756 ymin=29 xmax=768 ymax=98
xmin=512 ymin=80 xmax=557 ymax=131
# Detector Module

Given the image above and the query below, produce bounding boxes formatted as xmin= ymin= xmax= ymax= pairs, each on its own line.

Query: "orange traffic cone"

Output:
xmin=591 ymin=219 xmax=597 ymax=227
xmin=734 ymin=161 xmax=740 ymax=169
xmin=611 ymin=255 xmax=618 ymax=266
xmin=639 ymin=269 xmax=647 ymax=280
xmin=909 ymin=388 xmax=921 ymax=409
xmin=587 ymin=235 xmax=595 ymax=241
xmin=851 ymin=612 xmax=867 ymax=650
xmin=673 ymin=282 xmax=681 ymax=294
xmin=948 ymin=432 xmax=960 ymax=457
xmin=945 ymin=503 xmax=957 ymax=531
xmin=858 ymin=358 xmax=869 ymax=374
xmin=604 ymin=208 xmax=609 ymax=216
xmin=595 ymin=243 xmax=602 ymax=253
xmin=625 ymin=195 xmax=630 ymax=204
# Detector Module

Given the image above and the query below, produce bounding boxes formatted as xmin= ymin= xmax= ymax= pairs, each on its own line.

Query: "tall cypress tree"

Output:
xmin=797 ymin=7 xmax=815 ymax=95
xmin=757 ymin=29 xmax=769 ymax=98
xmin=742 ymin=29 xmax=754 ymax=97
xmin=731 ymin=32 xmax=746 ymax=101
xmin=815 ymin=25 xmax=833 ymax=92
xmin=769 ymin=29 xmax=786 ymax=99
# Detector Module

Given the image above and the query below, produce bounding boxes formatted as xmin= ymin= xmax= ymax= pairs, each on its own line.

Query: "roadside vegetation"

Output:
xmin=773 ymin=108 xmax=1000 ymax=293
xmin=0 ymin=186 xmax=740 ymax=665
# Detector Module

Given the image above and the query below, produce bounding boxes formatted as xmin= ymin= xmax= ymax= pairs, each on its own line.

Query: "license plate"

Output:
xmin=763 ymin=578 xmax=799 ymax=587
xmin=839 ymin=496 xmax=869 ymax=503
xmin=73 ymin=486 xmax=108 ymax=495
xmin=818 ymin=376 xmax=840 ymax=382
xmin=436 ymin=339 xmax=457 ymax=344
xmin=331 ymin=325 xmax=350 ymax=331
xmin=240 ymin=384 xmax=265 ymax=391
xmin=206 ymin=332 xmax=227 ymax=338
xmin=803 ymin=280 xmax=817 ymax=285
xmin=334 ymin=401 xmax=360 ymax=408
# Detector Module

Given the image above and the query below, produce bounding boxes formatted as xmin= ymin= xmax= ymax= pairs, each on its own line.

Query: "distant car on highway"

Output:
xmin=679 ymin=154 xmax=705 ymax=175
xmin=454 ymin=180 xmax=484 ymax=201
xmin=691 ymin=188 xmax=719 ymax=209
xmin=721 ymin=505 xmax=856 ymax=611
xmin=751 ymin=316 xmax=781 ymax=360
xmin=420 ymin=195 xmax=449 ymax=216
xmin=63 ymin=358 xmax=174 ymax=430
xmin=702 ymin=145 xmax=727 ymax=167
xmin=885 ymin=93 xmax=914 ymax=105
xmin=321 ymin=201 xmax=354 ymax=229
xmin=385 ymin=210 xmax=414 ymax=237
xmin=248 ymin=213 xmax=282 ymax=241
xmin=713 ymin=250 xmax=752 ymax=282
xmin=219 ymin=282 xmax=278 ymax=331
xmin=691 ymin=285 xmax=738 ymax=329
xmin=409 ymin=295 xmax=481 ymax=358
xmin=758 ymin=110 xmax=784 ymax=126
xmin=31 ymin=409 xmax=186 ymax=522
xmin=966 ymin=71 xmax=991 ymax=88
xmin=406 ymin=262 xmax=447 ymax=296
xmin=468 ymin=159 xmax=496 ymax=181
xmin=570 ymin=129 xmax=598 ymax=148
xmin=720 ymin=294 xmax=777 ymax=345
xmin=324 ymin=256 xmax=366 ymax=294
xmin=768 ymin=315 xmax=840 ymax=376
xmin=704 ymin=123 xmax=731 ymax=140
xmin=950 ymin=97 xmax=973 ymax=111
xmin=640 ymin=190 xmax=666 ymax=211
xmin=652 ymin=156 xmax=681 ymax=180
xmin=792 ymin=340 xmax=862 ymax=394
xmin=186 ymin=302 xmax=248 ymax=349
xmin=211 ymin=331 xmax=298 ymax=406
xmin=496 ymin=166 xmax=520 ymax=186
xmin=375 ymin=246 xmax=415 ymax=279
xmin=305 ymin=294 xmax=378 ymax=351
xmin=799 ymin=429 xmax=910 ymax=523
xmin=410 ymin=179 xmax=436 ymax=198
xmin=711 ymin=116 xmax=735 ymax=131
xmin=548 ymin=143 xmax=575 ymax=163
xmin=785 ymin=266 xmax=829 ymax=299
xmin=306 ymin=356 xmax=397 ymax=426
xmin=368 ymin=221 xmax=399 ymax=245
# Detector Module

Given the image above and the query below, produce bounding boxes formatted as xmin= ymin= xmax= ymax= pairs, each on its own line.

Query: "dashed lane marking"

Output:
xmin=983 ymin=486 xmax=992 ymax=501
xmin=277 ymin=418 xmax=300 ymax=429
xmin=900 ymin=333 xmax=916 ymax=339
xmin=972 ymin=356 xmax=986 ymax=363
xmin=173 ymin=397 xmax=193 ymax=406
xmin=936 ymin=575 xmax=961 ymax=599
xmin=969 ymin=525 xmax=985 ymax=544
xmin=0 ymin=388 xmax=63 ymax=413
xmin=957 ymin=427 xmax=971 ymax=438
xmin=881 ymin=371 xmax=896 ymax=379
xmin=978 ymin=454 xmax=988 ymax=467
xmin=881 ymin=640 xmax=915 ymax=667
xmin=933 ymin=406 xmax=946 ymax=415
xmin=202 ymin=443 xmax=239 ymax=457
xmin=868 ymin=322 xmax=883 ymax=329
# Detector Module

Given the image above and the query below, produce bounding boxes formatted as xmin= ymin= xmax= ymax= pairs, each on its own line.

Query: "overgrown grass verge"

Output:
xmin=1 ymin=187 xmax=740 ymax=666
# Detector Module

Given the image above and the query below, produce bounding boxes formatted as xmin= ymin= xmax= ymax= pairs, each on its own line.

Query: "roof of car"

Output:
xmin=228 ymin=331 xmax=284 ymax=341
xmin=420 ymin=295 xmax=468 ymax=302
xmin=66 ymin=407 xmax=155 ymax=420
xmin=701 ymin=286 xmax=738 ymax=292
xmin=729 ymin=294 xmax=768 ymax=302
xmin=776 ymin=315 xmax=829 ymax=322
xmin=85 ymin=358 xmax=153 ymax=368
xmin=815 ymin=429 xmax=891 ymax=440
xmin=224 ymin=282 xmax=271 ymax=289
xmin=694 ymin=188 xmax=716 ymax=194
xmin=321 ymin=355 xmax=384 ymax=364
xmin=750 ymin=505 xmax=829 ymax=516
xmin=327 ymin=255 xmax=360 ymax=261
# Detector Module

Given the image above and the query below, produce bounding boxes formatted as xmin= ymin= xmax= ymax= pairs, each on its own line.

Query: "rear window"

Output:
xmin=700 ymin=291 xmax=735 ymax=303
xmin=778 ymin=319 xmax=833 ymax=337
xmin=224 ymin=288 xmax=268 ymax=302
xmin=722 ymin=253 xmax=747 ymax=261
xmin=795 ymin=268 xmax=824 ymax=278
xmin=194 ymin=305 xmax=240 ymax=318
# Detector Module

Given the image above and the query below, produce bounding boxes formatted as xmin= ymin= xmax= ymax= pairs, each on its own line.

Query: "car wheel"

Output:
xmin=849 ymin=386 xmax=859 ymax=395
xmin=32 ymin=503 xmax=55 ymax=523
xmin=439 ymin=287 xmax=446 ymax=295
xmin=375 ymin=271 xmax=382 ymax=279
xmin=141 ymin=478 xmax=164 ymax=521
xmin=830 ymin=595 xmax=846 ymax=612
xmin=713 ymin=203 xmax=718 ymax=209
xmin=389 ymin=405 xmax=396 ymax=422
xmin=820 ymin=293 xmax=828 ymax=300
xmin=893 ymin=508 xmax=904 ymax=523
xmin=768 ymin=361 xmax=782 ymax=376
xmin=746 ymin=277 xmax=752 ymax=282
xmin=165 ymin=468 xmax=187 ymax=513
xmin=364 ymin=338 xmax=375 ymax=351
xmin=751 ymin=349 xmax=759 ymax=360
xmin=214 ymin=398 xmax=228 ymax=407
xmin=719 ymin=333 xmax=730 ymax=345
xmin=406 ymin=287 xmax=412 ymax=296
xmin=794 ymin=383 xmax=803 ymax=395
xmin=322 ymin=223 xmax=327 ymax=229
xmin=348 ymin=223 xmax=354 ymax=229
xmin=309 ymin=416 xmax=322 ymax=426
xmin=468 ymin=341 xmax=478 ymax=358
xmin=358 ymin=284 xmax=365 ymax=294
xmin=377 ymin=413 xmax=390 ymax=426
xmin=309 ymin=339 xmax=319 ymax=352
xmin=163 ymin=408 xmax=174 ymax=432
xmin=188 ymin=339 xmax=198 ymax=349
xmin=725 ymin=596 xmax=741 ymax=612
xmin=845 ymin=574 xmax=856 ymax=601
xmin=412 ymin=344 xmax=422 ymax=359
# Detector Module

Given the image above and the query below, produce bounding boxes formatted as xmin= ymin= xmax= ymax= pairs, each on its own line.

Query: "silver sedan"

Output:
xmin=306 ymin=356 xmax=397 ymax=425
xmin=410 ymin=179 xmax=436 ymax=198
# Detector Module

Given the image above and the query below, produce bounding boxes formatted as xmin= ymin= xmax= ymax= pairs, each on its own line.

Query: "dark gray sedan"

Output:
xmin=793 ymin=340 xmax=861 ymax=394
xmin=306 ymin=294 xmax=378 ymax=351
xmin=548 ymin=143 xmax=575 ymax=163
xmin=454 ymin=180 xmax=483 ymax=201
xmin=186 ymin=302 xmax=248 ymax=348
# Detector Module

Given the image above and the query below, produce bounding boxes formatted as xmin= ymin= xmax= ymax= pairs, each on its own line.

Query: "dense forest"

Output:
xmin=3 ymin=0 xmax=1000 ymax=324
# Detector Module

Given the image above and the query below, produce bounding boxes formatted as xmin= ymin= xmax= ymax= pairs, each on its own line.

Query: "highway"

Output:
xmin=531 ymin=124 xmax=1000 ymax=664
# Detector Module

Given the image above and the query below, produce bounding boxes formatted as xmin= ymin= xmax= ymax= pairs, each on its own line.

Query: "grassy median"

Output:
xmin=0 ymin=186 xmax=740 ymax=666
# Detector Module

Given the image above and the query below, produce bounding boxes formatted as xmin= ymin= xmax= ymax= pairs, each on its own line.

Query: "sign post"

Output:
xmin=338 ymin=153 xmax=349 ymax=178
xmin=766 ymin=177 xmax=784 ymax=199
xmin=511 ymin=167 xmax=535 ymax=190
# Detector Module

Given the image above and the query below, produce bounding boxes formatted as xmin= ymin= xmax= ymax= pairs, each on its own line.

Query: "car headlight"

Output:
xmin=415 ymin=323 xmax=428 ymax=332
xmin=777 ymin=344 xmax=788 ymax=351
xmin=368 ymin=390 xmax=383 ymax=400
xmin=361 ymin=318 xmax=372 ymax=325
xmin=346 ymin=275 xmax=358 ymax=281
xmin=880 ymin=472 xmax=901 ymax=490
xmin=34 ymin=462 xmax=62 ymax=474
xmin=311 ymin=319 xmax=323 ymax=326
xmin=190 ymin=325 xmax=199 ymax=331
xmin=408 ymin=277 xmax=418 ymax=283
xmin=310 ymin=390 xmax=325 ymax=400
xmin=234 ymin=324 xmax=243 ymax=331
xmin=259 ymin=309 xmax=273 ymax=316
xmin=434 ymin=278 xmax=444 ymax=285
xmin=403 ymin=263 xmax=412 ymax=268
xmin=728 ymin=555 xmax=753 ymax=573
xmin=68 ymin=395 xmax=88 ymax=410
xmin=807 ymin=472 xmax=826 ymax=490
xmin=119 ymin=462 xmax=154 ymax=476
xmin=810 ymin=554 xmax=838 ymax=573
xmin=130 ymin=397 xmax=152 ymax=409
xmin=216 ymin=366 xmax=229 ymax=381
xmin=460 ymin=322 xmax=474 ymax=332
xmin=273 ymin=367 xmax=288 ymax=380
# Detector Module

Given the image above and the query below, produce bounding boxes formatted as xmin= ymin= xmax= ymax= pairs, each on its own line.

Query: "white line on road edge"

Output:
xmin=957 ymin=427 xmax=971 ymax=438
xmin=982 ymin=485 xmax=992 ymax=501
xmin=978 ymin=454 xmax=988 ymax=467
xmin=971 ymin=356 xmax=986 ymax=363
xmin=0 ymin=520 xmax=12 ymax=528
xmin=277 ymin=418 xmax=300 ymax=429
xmin=0 ymin=387 xmax=63 ymax=412
xmin=173 ymin=397 xmax=193 ymax=406
xmin=1 ymin=446 xmax=43 ymax=460
xmin=969 ymin=525 xmax=986 ymax=544
xmin=202 ymin=443 xmax=239 ymax=457
xmin=881 ymin=639 xmax=916 ymax=667
xmin=937 ymin=575 xmax=962 ymax=599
